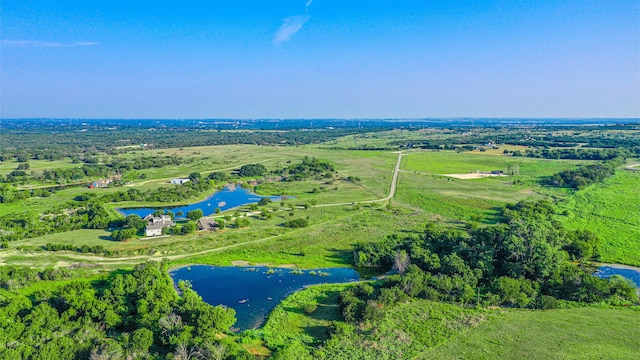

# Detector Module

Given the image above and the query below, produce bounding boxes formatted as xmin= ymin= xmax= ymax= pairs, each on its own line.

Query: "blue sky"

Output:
xmin=1 ymin=0 xmax=638 ymax=119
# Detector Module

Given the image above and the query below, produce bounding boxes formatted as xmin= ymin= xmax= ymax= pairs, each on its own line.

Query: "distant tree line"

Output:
xmin=0 ymin=126 xmax=375 ymax=159
xmin=513 ymin=147 xmax=631 ymax=160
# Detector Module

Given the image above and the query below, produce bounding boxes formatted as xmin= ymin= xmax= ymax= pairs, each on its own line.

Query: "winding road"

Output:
xmin=313 ymin=151 xmax=403 ymax=207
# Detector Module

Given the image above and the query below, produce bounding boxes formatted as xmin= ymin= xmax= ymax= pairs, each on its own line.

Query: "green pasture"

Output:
xmin=427 ymin=307 xmax=640 ymax=359
xmin=401 ymin=150 xmax=593 ymax=179
xmin=0 ymin=158 xmax=78 ymax=176
xmin=559 ymin=170 xmax=640 ymax=266
xmin=395 ymin=172 xmax=548 ymax=224
xmin=265 ymin=284 xmax=639 ymax=360
xmin=170 ymin=205 xmax=425 ymax=269
xmin=262 ymin=283 xmax=353 ymax=348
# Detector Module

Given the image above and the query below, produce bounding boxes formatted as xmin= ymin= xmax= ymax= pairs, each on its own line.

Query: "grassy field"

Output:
xmin=401 ymin=150 xmax=593 ymax=179
xmin=427 ymin=307 xmax=640 ymax=360
xmin=394 ymin=151 xmax=585 ymax=224
xmin=263 ymin=284 xmax=484 ymax=359
xmin=169 ymin=206 xmax=425 ymax=270
xmin=264 ymin=284 xmax=640 ymax=360
xmin=395 ymin=171 xmax=550 ymax=224
xmin=559 ymin=169 xmax=640 ymax=266
xmin=0 ymin=158 xmax=78 ymax=176
xmin=262 ymin=283 xmax=353 ymax=348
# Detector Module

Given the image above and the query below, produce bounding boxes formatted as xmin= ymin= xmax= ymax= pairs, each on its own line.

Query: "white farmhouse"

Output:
xmin=170 ymin=178 xmax=190 ymax=185
xmin=143 ymin=215 xmax=175 ymax=236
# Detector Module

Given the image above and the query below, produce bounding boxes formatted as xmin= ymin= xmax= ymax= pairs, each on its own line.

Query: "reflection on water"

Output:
xmin=170 ymin=266 xmax=360 ymax=331
xmin=119 ymin=187 xmax=281 ymax=218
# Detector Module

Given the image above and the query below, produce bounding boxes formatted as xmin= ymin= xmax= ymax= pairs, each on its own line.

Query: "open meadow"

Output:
xmin=560 ymin=169 xmax=640 ymax=266
xmin=395 ymin=151 xmax=586 ymax=223
xmin=427 ymin=307 xmax=640 ymax=359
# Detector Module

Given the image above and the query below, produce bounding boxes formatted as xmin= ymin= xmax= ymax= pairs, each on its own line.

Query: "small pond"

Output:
xmin=594 ymin=265 xmax=640 ymax=287
xmin=118 ymin=187 xmax=281 ymax=218
xmin=170 ymin=266 xmax=360 ymax=331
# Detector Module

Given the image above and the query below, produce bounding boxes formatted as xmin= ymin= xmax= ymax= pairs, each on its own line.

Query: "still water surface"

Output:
xmin=170 ymin=266 xmax=360 ymax=331
xmin=594 ymin=265 xmax=640 ymax=287
xmin=118 ymin=187 xmax=281 ymax=218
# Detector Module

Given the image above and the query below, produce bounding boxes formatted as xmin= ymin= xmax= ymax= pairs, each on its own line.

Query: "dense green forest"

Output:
xmin=0 ymin=262 xmax=237 ymax=360
xmin=351 ymin=201 xmax=636 ymax=309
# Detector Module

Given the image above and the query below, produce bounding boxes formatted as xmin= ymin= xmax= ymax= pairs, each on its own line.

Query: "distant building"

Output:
xmin=88 ymin=174 xmax=122 ymax=188
xmin=170 ymin=178 xmax=190 ymax=185
xmin=197 ymin=217 xmax=219 ymax=231
xmin=89 ymin=178 xmax=111 ymax=188
xmin=143 ymin=214 xmax=175 ymax=236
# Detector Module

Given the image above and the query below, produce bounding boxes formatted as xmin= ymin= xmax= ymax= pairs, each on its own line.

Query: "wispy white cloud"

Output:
xmin=273 ymin=0 xmax=315 ymax=44
xmin=273 ymin=15 xmax=310 ymax=44
xmin=1 ymin=40 xmax=98 ymax=48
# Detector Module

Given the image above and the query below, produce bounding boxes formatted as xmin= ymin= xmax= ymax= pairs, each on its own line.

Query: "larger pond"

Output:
xmin=170 ymin=266 xmax=360 ymax=331
xmin=118 ymin=187 xmax=281 ymax=218
xmin=594 ymin=265 xmax=640 ymax=287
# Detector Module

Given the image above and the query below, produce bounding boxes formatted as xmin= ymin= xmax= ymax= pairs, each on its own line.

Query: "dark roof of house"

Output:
xmin=197 ymin=218 xmax=218 ymax=230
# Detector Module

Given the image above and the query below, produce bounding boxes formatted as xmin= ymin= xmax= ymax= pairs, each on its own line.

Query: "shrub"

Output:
xmin=283 ymin=218 xmax=308 ymax=228
xmin=303 ymin=303 xmax=317 ymax=314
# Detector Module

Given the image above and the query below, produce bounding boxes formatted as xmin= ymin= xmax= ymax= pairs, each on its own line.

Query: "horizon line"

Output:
xmin=2 ymin=117 xmax=639 ymax=121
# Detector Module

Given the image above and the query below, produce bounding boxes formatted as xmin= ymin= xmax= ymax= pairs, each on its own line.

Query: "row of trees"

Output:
xmin=273 ymin=156 xmax=335 ymax=181
xmin=209 ymin=157 xmax=335 ymax=185
xmin=544 ymin=158 xmax=623 ymax=189
xmin=0 ymin=184 xmax=54 ymax=204
xmin=101 ymin=177 xmax=215 ymax=204
xmin=513 ymin=147 xmax=632 ymax=160
xmin=1 ymin=155 xmax=191 ymax=185
xmin=43 ymin=243 xmax=115 ymax=257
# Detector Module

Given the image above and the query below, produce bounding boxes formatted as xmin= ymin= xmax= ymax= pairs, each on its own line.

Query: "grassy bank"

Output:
xmin=559 ymin=170 xmax=640 ymax=266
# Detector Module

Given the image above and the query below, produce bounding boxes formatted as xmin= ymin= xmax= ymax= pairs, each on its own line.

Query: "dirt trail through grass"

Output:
xmin=314 ymin=151 xmax=403 ymax=207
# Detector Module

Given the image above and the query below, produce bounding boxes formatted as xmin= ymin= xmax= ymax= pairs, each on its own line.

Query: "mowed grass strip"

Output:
xmin=426 ymin=307 xmax=640 ymax=360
